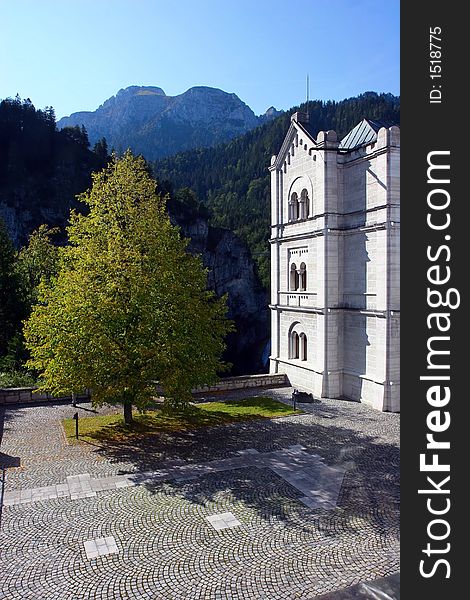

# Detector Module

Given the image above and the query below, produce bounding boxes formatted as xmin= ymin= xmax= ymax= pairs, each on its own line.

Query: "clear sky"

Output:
xmin=1 ymin=0 xmax=399 ymax=119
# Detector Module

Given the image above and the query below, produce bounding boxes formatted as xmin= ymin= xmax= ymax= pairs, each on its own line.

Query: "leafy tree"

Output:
xmin=0 ymin=225 xmax=59 ymax=374
xmin=24 ymin=152 xmax=233 ymax=423
xmin=0 ymin=218 xmax=26 ymax=357
xmin=16 ymin=224 xmax=60 ymax=307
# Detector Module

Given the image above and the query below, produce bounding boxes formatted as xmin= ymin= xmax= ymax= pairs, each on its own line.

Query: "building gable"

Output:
xmin=271 ymin=114 xmax=318 ymax=171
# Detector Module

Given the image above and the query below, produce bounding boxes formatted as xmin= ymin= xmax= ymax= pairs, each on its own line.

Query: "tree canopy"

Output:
xmin=16 ymin=224 xmax=60 ymax=307
xmin=24 ymin=152 xmax=233 ymax=423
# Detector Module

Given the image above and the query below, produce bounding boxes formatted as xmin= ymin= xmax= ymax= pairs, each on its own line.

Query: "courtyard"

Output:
xmin=0 ymin=387 xmax=399 ymax=599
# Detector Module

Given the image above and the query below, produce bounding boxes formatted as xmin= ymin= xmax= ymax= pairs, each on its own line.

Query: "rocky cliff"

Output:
xmin=167 ymin=196 xmax=269 ymax=375
xmin=57 ymin=86 xmax=280 ymax=160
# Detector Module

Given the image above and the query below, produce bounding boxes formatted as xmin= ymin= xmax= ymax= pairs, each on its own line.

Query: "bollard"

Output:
xmin=73 ymin=412 xmax=79 ymax=439
xmin=292 ymin=389 xmax=298 ymax=411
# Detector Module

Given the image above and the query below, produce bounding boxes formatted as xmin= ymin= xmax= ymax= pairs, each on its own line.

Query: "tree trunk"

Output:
xmin=123 ymin=399 xmax=133 ymax=425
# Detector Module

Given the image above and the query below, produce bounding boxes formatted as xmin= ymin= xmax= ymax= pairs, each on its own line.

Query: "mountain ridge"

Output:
xmin=57 ymin=85 xmax=281 ymax=160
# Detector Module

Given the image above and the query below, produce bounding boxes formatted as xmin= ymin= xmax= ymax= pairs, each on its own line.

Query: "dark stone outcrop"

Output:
xmin=168 ymin=199 xmax=269 ymax=375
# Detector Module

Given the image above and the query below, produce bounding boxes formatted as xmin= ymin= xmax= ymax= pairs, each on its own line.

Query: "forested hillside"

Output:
xmin=152 ymin=92 xmax=400 ymax=286
xmin=0 ymin=95 xmax=109 ymax=247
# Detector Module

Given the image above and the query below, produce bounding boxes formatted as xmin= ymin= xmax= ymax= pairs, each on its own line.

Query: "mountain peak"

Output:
xmin=117 ymin=85 xmax=166 ymax=97
xmin=57 ymin=85 xmax=265 ymax=160
xmin=261 ymin=106 xmax=283 ymax=122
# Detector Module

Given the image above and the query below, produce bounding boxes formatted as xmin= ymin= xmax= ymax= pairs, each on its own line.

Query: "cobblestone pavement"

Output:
xmin=3 ymin=446 xmax=346 ymax=510
xmin=0 ymin=388 xmax=400 ymax=599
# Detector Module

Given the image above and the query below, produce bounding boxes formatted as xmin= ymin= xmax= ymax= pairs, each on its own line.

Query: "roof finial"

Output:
xmin=306 ymin=74 xmax=309 ymax=107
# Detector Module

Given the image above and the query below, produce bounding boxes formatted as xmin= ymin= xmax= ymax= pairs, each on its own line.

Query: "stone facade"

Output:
xmin=269 ymin=114 xmax=400 ymax=412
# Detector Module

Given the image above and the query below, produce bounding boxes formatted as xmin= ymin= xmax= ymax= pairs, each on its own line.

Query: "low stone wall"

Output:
xmin=0 ymin=388 xmax=90 ymax=407
xmin=0 ymin=374 xmax=288 ymax=406
xmin=193 ymin=373 xmax=288 ymax=394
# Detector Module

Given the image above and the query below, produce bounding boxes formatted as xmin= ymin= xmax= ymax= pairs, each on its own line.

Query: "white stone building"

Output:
xmin=269 ymin=113 xmax=400 ymax=411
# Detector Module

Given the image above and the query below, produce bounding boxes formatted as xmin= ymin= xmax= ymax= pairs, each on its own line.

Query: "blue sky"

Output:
xmin=1 ymin=0 xmax=399 ymax=119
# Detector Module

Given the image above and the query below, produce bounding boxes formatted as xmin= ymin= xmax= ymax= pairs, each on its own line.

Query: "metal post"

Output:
xmin=73 ymin=412 xmax=79 ymax=439
xmin=292 ymin=389 xmax=298 ymax=411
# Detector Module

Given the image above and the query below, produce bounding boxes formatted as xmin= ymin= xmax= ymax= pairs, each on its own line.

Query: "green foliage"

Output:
xmin=93 ymin=137 xmax=109 ymax=163
xmin=0 ymin=332 xmax=29 ymax=374
xmin=24 ymin=152 xmax=233 ymax=422
xmin=153 ymin=92 xmax=400 ymax=287
xmin=166 ymin=187 xmax=211 ymax=222
xmin=0 ymin=95 xmax=110 ymax=248
xmin=0 ymin=217 xmax=26 ymax=355
xmin=0 ymin=368 xmax=37 ymax=388
xmin=0 ymin=224 xmax=60 ymax=372
xmin=16 ymin=224 xmax=60 ymax=307
xmin=61 ymin=125 xmax=90 ymax=149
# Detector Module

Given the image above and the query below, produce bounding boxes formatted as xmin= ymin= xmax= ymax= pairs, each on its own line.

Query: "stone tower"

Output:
xmin=269 ymin=113 xmax=400 ymax=411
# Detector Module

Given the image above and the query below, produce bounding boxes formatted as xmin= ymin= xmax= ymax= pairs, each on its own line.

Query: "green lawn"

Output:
xmin=62 ymin=396 xmax=300 ymax=444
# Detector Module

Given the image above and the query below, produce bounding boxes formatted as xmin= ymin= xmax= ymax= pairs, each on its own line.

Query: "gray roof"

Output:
xmin=339 ymin=118 xmax=393 ymax=152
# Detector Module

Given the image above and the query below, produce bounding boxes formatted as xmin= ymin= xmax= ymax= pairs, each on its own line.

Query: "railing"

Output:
xmin=279 ymin=291 xmax=318 ymax=308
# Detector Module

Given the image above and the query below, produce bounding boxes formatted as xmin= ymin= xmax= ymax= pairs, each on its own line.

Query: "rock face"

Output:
xmin=167 ymin=199 xmax=270 ymax=375
xmin=57 ymin=86 xmax=279 ymax=160
xmin=261 ymin=106 xmax=283 ymax=122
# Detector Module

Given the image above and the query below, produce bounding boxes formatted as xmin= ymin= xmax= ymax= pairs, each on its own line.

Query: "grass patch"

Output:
xmin=63 ymin=396 xmax=300 ymax=444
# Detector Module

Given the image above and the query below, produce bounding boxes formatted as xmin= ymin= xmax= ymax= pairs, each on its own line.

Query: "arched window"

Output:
xmin=290 ymin=263 xmax=299 ymax=291
xmin=290 ymin=331 xmax=300 ymax=359
xmin=289 ymin=192 xmax=299 ymax=221
xmin=300 ymin=189 xmax=309 ymax=219
xmin=299 ymin=333 xmax=308 ymax=361
xmin=289 ymin=328 xmax=307 ymax=360
xmin=299 ymin=262 xmax=307 ymax=291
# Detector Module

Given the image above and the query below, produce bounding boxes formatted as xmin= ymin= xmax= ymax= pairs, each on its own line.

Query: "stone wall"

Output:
xmin=0 ymin=388 xmax=90 ymax=406
xmin=0 ymin=374 xmax=288 ymax=406
xmin=192 ymin=373 xmax=288 ymax=394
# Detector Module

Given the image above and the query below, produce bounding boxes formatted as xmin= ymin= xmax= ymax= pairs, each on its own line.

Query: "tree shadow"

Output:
xmin=75 ymin=398 xmax=297 ymax=445
xmin=0 ymin=405 xmax=24 ymax=528
xmin=86 ymin=408 xmax=399 ymax=540
xmin=0 ymin=404 xmax=27 ymax=446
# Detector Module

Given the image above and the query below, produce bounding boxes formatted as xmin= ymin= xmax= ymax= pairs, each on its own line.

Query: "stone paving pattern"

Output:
xmin=84 ymin=535 xmax=119 ymax=559
xmin=0 ymin=387 xmax=400 ymax=599
xmin=3 ymin=445 xmax=346 ymax=511
xmin=206 ymin=512 xmax=242 ymax=531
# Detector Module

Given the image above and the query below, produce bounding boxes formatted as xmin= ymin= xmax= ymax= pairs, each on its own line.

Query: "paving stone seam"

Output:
xmin=2 ymin=447 xmax=346 ymax=511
